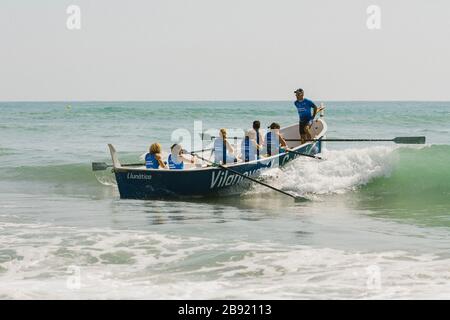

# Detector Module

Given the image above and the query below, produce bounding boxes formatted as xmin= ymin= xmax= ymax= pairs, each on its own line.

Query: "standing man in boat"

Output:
xmin=294 ymin=88 xmax=324 ymax=144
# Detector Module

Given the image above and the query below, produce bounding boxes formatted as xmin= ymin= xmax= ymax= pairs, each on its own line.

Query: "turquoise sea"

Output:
xmin=0 ymin=101 xmax=449 ymax=299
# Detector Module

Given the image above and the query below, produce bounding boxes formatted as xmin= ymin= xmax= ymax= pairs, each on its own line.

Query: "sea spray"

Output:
xmin=267 ymin=146 xmax=397 ymax=195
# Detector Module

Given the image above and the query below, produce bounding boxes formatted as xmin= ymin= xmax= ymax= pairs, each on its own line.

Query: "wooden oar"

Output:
xmin=287 ymin=149 xmax=323 ymax=160
xmin=205 ymin=134 xmax=426 ymax=145
xmin=200 ymin=132 xmax=214 ymax=140
xmin=92 ymin=162 xmax=140 ymax=171
xmin=185 ymin=150 xmax=307 ymax=202
xmin=201 ymin=133 xmax=239 ymax=141
xmin=92 ymin=162 xmax=144 ymax=171
xmin=286 ymin=136 xmax=426 ymax=144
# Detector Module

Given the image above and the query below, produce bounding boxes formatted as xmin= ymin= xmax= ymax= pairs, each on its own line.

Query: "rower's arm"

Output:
xmin=259 ymin=132 xmax=265 ymax=146
xmin=181 ymin=154 xmax=195 ymax=163
xmin=156 ymin=155 xmax=168 ymax=169
xmin=313 ymin=103 xmax=325 ymax=119
xmin=251 ymin=140 xmax=261 ymax=149
xmin=312 ymin=103 xmax=318 ymax=119
xmin=279 ymin=134 xmax=288 ymax=148
xmin=226 ymin=140 xmax=235 ymax=154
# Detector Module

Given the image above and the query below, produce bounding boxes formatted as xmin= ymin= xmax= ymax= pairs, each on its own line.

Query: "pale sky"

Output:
xmin=1 ymin=0 xmax=449 ymax=101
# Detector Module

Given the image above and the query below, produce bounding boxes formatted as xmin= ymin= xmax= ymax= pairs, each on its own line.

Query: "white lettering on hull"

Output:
xmin=127 ymin=172 xmax=152 ymax=180
xmin=210 ymin=168 xmax=263 ymax=189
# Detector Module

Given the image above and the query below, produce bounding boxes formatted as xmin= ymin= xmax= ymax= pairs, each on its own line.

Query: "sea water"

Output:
xmin=0 ymin=101 xmax=449 ymax=299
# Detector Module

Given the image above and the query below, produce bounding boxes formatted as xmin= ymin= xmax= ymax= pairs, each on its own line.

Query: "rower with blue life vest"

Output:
xmin=213 ymin=128 xmax=238 ymax=165
xmin=167 ymin=144 xmax=195 ymax=169
xmin=241 ymin=130 xmax=260 ymax=162
xmin=252 ymin=120 xmax=264 ymax=160
xmin=294 ymin=88 xmax=324 ymax=144
xmin=145 ymin=143 xmax=168 ymax=169
xmin=264 ymin=122 xmax=289 ymax=156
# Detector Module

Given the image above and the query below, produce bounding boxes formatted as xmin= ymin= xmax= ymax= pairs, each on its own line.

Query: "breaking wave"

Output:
xmin=272 ymin=145 xmax=450 ymax=199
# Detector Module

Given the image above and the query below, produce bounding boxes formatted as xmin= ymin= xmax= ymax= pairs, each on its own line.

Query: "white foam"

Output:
xmin=94 ymin=174 xmax=117 ymax=187
xmin=1 ymin=221 xmax=450 ymax=299
xmin=261 ymin=146 xmax=397 ymax=196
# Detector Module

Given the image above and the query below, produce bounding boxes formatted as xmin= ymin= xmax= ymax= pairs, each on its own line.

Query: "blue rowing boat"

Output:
xmin=108 ymin=119 xmax=327 ymax=199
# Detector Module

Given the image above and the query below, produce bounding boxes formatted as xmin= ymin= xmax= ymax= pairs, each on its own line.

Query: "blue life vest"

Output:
xmin=168 ymin=154 xmax=184 ymax=170
xmin=145 ymin=153 xmax=159 ymax=169
xmin=241 ymin=137 xmax=257 ymax=162
xmin=265 ymin=131 xmax=280 ymax=156
xmin=295 ymin=99 xmax=315 ymax=123
xmin=214 ymin=138 xmax=235 ymax=164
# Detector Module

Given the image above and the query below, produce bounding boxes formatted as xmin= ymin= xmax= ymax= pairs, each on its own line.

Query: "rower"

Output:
xmin=294 ymin=88 xmax=324 ymax=144
xmin=145 ymin=143 xmax=168 ymax=169
xmin=213 ymin=128 xmax=237 ymax=165
xmin=252 ymin=120 xmax=264 ymax=160
xmin=264 ymin=123 xmax=289 ymax=156
xmin=241 ymin=130 xmax=259 ymax=162
xmin=167 ymin=144 xmax=195 ymax=169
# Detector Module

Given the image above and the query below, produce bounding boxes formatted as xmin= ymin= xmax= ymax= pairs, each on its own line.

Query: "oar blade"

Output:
xmin=92 ymin=162 xmax=110 ymax=171
xmin=393 ymin=136 xmax=426 ymax=144
xmin=288 ymin=150 xmax=323 ymax=160
xmin=294 ymin=196 xmax=309 ymax=202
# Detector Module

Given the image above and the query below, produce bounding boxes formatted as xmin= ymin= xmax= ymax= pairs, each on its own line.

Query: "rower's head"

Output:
xmin=150 ymin=142 xmax=162 ymax=155
xmin=219 ymin=128 xmax=227 ymax=140
xmin=269 ymin=122 xmax=281 ymax=133
xmin=294 ymin=88 xmax=304 ymax=101
xmin=170 ymin=143 xmax=183 ymax=155
xmin=253 ymin=120 xmax=260 ymax=131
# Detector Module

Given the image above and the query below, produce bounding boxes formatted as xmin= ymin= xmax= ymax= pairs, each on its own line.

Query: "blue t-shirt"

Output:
xmin=295 ymin=99 xmax=316 ymax=122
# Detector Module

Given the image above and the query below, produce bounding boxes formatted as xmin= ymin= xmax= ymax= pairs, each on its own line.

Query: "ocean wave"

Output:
xmin=0 ymin=163 xmax=114 ymax=187
xmin=359 ymin=145 xmax=450 ymax=199
xmin=266 ymin=144 xmax=450 ymax=200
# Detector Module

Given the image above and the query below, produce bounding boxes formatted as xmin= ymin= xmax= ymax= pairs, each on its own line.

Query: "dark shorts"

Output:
xmin=299 ymin=120 xmax=312 ymax=135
